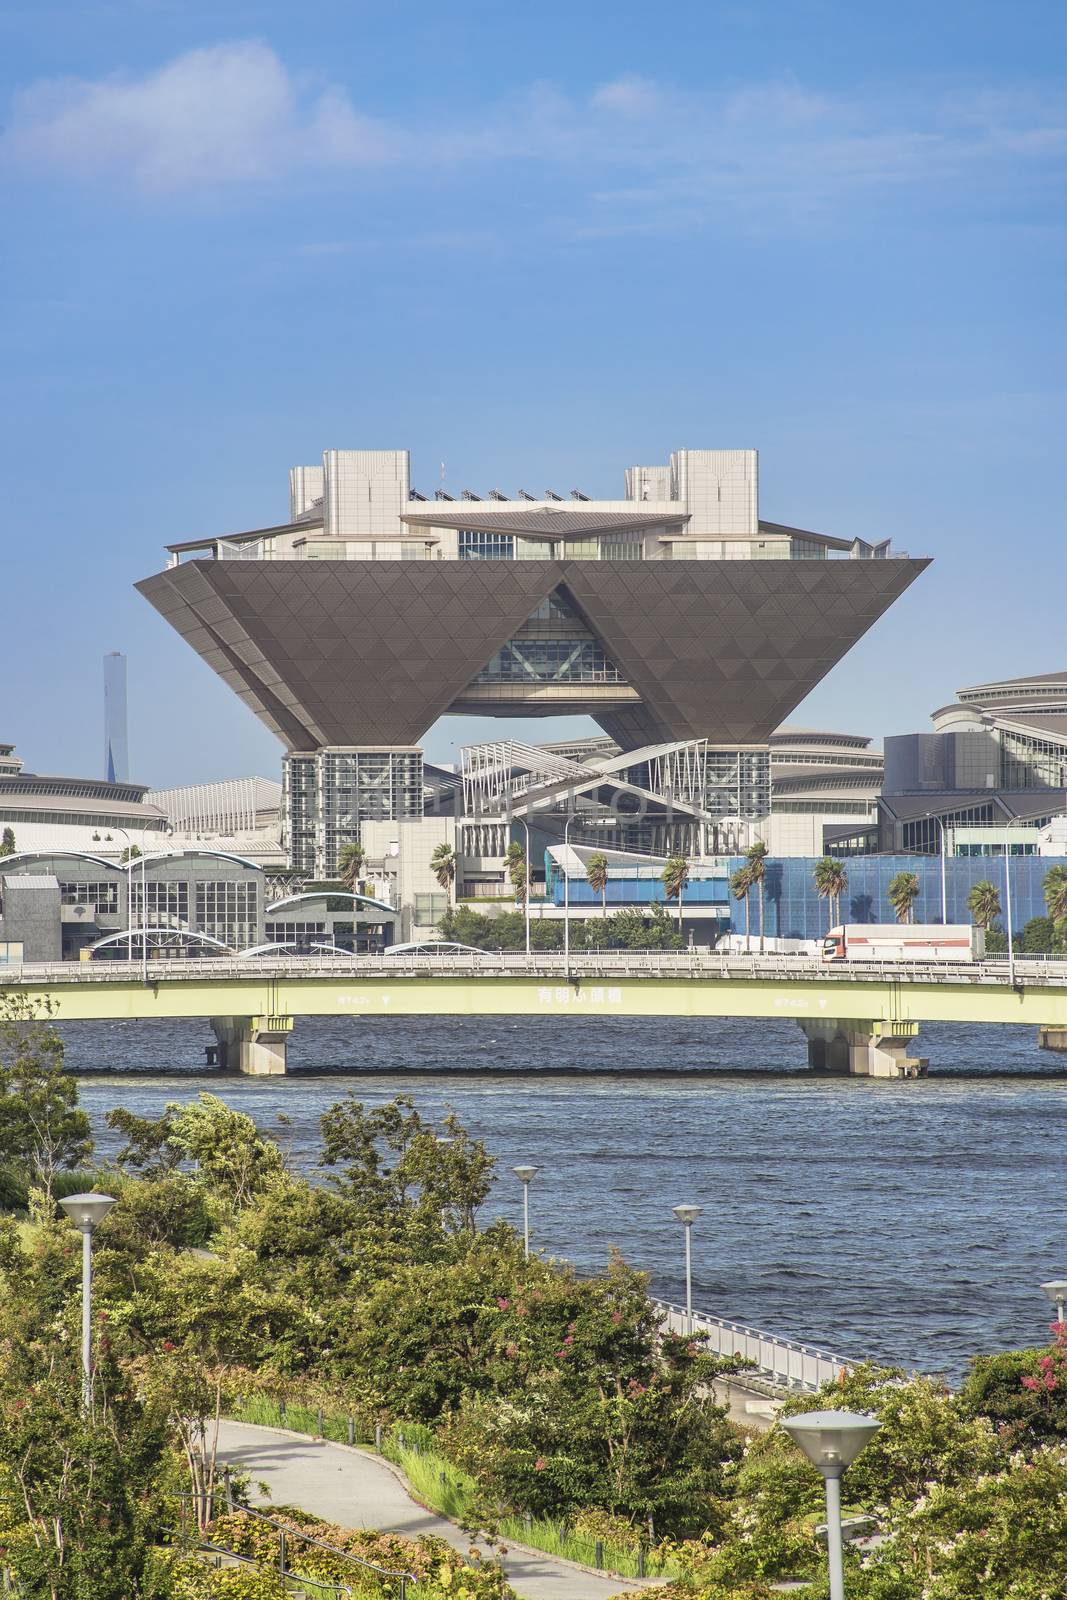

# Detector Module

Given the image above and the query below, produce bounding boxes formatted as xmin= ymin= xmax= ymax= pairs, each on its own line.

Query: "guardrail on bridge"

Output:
xmin=654 ymin=1299 xmax=855 ymax=1391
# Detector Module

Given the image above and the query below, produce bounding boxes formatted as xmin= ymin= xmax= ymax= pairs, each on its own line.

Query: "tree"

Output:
xmin=1020 ymin=916 xmax=1055 ymax=954
xmin=813 ymin=857 xmax=848 ymax=931
xmin=661 ymin=855 xmax=689 ymax=934
xmin=119 ymin=844 xmax=141 ymax=863
xmin=105 ymin=1106 xmax=182 ymax=1176
xmin=1044 ymin=865 xmax=1067 ymax=943
xmin=745 ymin=841 xmax=769 ymax=953
xmin=319 ymin=1094 xmax=495 ymax=1232
xmin=505 ymin=841 xmax=527 ymax=906
xmin=586 ymin=852 xmax=609 ymax=919
xmin=0 ymin=995 xmax=91 ymax=1201
xmin=165 ymin=1092 xmax=284 ymax=1209
xmin=887 ymin=870 xmax=920 ymax=924
xmin=729 ymin=864 xmax=753 ymax=944
xmin=0 ymin=825 xmax=14 ymax=857
xmin=337 ymin=841 xmax=365 ymax=894
xmin=431 ymin=842 xmax=457 ymax=903
xmin=967 ymin=878 xmax=1002 ymax=931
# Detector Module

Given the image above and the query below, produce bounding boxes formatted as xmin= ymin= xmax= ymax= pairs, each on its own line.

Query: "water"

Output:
xmin=57 ymin=1015 xmax=1067 ymax=1381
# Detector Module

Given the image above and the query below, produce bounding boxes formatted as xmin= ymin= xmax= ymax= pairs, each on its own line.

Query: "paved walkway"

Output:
xmin=216 ymin=1420 xmax=647 ymax=1600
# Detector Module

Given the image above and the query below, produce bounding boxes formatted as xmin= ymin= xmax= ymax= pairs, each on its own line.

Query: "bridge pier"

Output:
xmin=1039 ymin=1027 xmax=1067 ymax=1053
xmin=798 ymin=1018 xmax=927 ymax=1079
xmin=210 ymin=1015 xmax=293 ymax=1076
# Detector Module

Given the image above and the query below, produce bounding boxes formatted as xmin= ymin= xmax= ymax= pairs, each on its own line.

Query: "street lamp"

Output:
xmin=513 ymin=1164 xmax=539 ymax=1258
xmin=672 ymin=1204 xmax=702 ymax=1332
xmin=516 ymin=817 xmax=531 ymax=957
xmin=110 ymin=824 xmax=149 ymax=983
xmin=781 ymin=1410 xmax=881 ymax=1600
xmin=562 ymin=811 xmax=577 ymax=978
xmin=1042 ymin=1279 xmax=1067 ymax=1325
xmin=59 ymin=1192 xmax=118 ymax=1409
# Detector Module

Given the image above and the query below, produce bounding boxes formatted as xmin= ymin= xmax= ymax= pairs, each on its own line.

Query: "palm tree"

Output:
xmin=730 ymin=865 xmax=753 ymax=945
xmin=813 ymin=857 xmax=849 ymax=931
xmin=745 ymin=840 xmax=768 ymax=953
xmin=887 ymin=870 xmax=920 ymax=925
xmin=430 ymin=843 xmax=457 ymax=904
xmin=506 ymin=841 xmax=527 ymax=905
xmin=586 ymin=852 xmax=609 ymax=919
xmin=337 ymin=842 xmax=365 ymax=894
xmin=968 ymin=878 xmax=1002 ymax=931
xmin=1044 ymin=864 xmax=1067 ymax=925
xmin=661 ymin=855 xmax=689 ymax=934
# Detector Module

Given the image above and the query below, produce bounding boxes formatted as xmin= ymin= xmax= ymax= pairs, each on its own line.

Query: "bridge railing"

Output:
xmin=3 ymin=950 xmax=1067 ymax=985
xmin=654 ymin=1299 xmax=853 ymax=1391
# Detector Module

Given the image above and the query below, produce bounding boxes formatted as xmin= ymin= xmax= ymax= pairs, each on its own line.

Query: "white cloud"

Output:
xmin=590 ymin=76 xmax=662 ymax=117
xmin=2 ymin=40 xmax=1064 ymax=235
xmin=2 ymin=40 xmax=393 ymax=188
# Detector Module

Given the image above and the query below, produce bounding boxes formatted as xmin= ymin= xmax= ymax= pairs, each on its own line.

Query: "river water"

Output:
xmin=59 ymin=1015 xmax=1067 ymax=1382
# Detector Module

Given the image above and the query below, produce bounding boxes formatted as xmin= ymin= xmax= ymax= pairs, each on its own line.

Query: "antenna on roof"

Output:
xmin=545 ymin=490 xmax=563 ymax=501
xmin=570 ymin=489 xmax=590 ymax=501
xmin=462 ymin=489 xmax=482 ymax=501
xmin=517 ymin=490 xmax=536 ymax=501
xmin=409 ymin=489 xmax=427 ymax=501
xmin=488 ymin=489 xmax=508 ymax=501
xmin=435 ymin=489 xmax=454 ymax=501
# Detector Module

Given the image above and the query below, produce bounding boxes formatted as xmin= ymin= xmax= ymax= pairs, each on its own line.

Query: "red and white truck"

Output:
xmin=821 ymin=924 xmax=985 ymax=963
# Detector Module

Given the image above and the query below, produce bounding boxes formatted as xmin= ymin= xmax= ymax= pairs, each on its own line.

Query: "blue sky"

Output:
xmin=2 ymin=0 xmax=1065 ymax=785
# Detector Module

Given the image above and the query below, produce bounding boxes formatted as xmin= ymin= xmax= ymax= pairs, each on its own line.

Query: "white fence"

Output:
xmin=655 ymin=1299 xmax=852 ymax=1392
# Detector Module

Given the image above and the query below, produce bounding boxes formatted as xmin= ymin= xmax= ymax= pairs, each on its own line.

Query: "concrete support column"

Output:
xmin=1039 ymin=1027 xmax=1067 ymax=1054
xmin=210 ymin=1015 xmax=293 ymax=1076
xmin=798 ymin=1018 xmax=927 ymax=1079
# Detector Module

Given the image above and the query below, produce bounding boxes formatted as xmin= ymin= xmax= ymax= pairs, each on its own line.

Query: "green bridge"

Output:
xmin=7 ymin=951 xmax=1067 ymax=1078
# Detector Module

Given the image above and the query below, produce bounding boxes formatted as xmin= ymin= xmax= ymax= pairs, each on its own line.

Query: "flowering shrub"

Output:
xmin=204 ymin=1510 xmax=513 ymax=1599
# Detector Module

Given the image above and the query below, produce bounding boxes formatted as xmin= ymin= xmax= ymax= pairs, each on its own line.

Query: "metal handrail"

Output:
xmin=654 ymin=1298 xmax=857 ymax=1391
xmin=3 ymin=949 xmax=1067 ymax=987
xmin=174 ymin=1490 xmax=416 ymax=1597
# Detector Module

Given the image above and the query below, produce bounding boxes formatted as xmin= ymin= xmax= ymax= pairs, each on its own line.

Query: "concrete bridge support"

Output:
xmin=1039 ymin=1027 xmax=1067 ymax=1053
xmin=210 ymin=1015 xmax=293 ymax=1075
xmin=798 ymin=1018 xmax=927 ymax=1079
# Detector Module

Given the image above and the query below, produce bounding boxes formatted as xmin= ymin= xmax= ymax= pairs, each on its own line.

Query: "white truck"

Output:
xmin=822 ymin=924 xmax=985 ymax=963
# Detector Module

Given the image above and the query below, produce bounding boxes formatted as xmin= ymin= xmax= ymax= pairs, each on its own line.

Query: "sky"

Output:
xmin=2 ymin=0 xmax=1065 ymax=786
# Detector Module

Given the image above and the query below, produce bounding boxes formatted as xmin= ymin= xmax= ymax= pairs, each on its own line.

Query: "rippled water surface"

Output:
xmin=58 ymin=1014 xmax=1067 ymax=1380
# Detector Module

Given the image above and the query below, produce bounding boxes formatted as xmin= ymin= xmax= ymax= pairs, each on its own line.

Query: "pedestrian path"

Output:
xmin=216 ymin=1420 xmax=648 ymax=1600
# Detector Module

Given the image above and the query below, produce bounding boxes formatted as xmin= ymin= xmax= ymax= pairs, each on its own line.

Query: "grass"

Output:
xmin=230 ymin=1397 xmax=677 ymax=1582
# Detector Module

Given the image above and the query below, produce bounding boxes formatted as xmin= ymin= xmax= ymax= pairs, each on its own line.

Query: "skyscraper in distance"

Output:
xmin=103 ymin=652 xmax=128 ymax=783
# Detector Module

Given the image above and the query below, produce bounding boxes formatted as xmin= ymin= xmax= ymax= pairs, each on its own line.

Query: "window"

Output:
xmin=475 ymin=640 xmax=624 ymax=684
xmin=600 ymin=535 xmax=642 ymax=560
xmin=196 ymin=880 xmax=259 ymax=947
xmin=129 ymin=880 xmax=189 ymax=927
xmin=459 ymin=530 xmax=514 ymax=560
xmin=60 ymin=881 xmax=120 ymax=912
xmin=266 ymin=920 xmax=326 ymax=942
xmin=414 ymin=893 xmax=448 ymax=923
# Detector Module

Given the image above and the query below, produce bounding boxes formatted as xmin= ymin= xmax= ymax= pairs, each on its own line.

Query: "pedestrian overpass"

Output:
xmin=5 ymin=950 xmax=1067 ymax=1078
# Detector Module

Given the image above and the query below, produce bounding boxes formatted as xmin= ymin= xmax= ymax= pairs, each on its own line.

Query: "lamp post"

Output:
xmin=929 ymin=814 xmax=948 ymax=925
xmin=517 ymin=817 xmax=531 ymax=957
xmin=513 ymin=1164 xmax=538 ymax=1258
xmin=1003 ymin=833 xmax=1015 ymax=987
xmin=562 ymin=811 xmax=577 ymax=979
xmin=781 ymin=1411 xmax=881 ymax=1600
xmin=1042 ymin=1279 xmax=1067 ymax=1326
xmin=59 ymin=1193 xmax=118 ymax=1409
xmin=672 ymin=1204 xmax=701 ymax=1332
xmin=111 ymin=824 xmax=149 ymax=983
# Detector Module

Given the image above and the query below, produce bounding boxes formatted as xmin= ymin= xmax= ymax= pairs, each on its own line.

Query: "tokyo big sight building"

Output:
xmin=137 ymin=448 xmax=928 ymax=878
